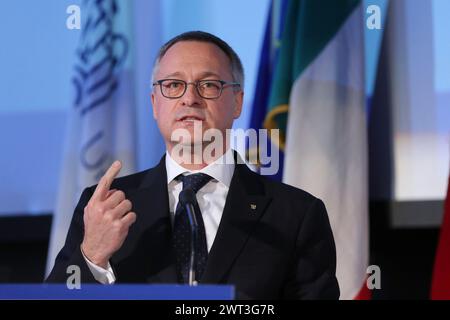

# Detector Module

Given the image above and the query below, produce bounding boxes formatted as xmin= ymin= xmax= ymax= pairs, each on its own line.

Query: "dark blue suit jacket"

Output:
xmin=47 ymin=155 xmax=340 ymax=299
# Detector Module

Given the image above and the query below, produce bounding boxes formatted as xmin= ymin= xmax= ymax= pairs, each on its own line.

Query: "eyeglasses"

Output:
xmin=152 ymin=79 xmax=241 ymax=99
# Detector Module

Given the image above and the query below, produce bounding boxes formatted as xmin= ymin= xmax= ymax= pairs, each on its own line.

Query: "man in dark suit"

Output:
xmin=47 ymin=31 xmax=339 ymax=299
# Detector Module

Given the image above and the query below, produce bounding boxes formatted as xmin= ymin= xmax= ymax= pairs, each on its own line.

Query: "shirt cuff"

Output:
xmin=81 ymin=247 xmax=116 ymax=284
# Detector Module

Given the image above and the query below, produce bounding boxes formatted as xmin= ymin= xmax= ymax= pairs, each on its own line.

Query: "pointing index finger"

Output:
xmin=93 ymin=160 xmax=122 ymax=201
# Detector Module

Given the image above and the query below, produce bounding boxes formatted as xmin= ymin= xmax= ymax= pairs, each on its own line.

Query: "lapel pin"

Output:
xmin=250 ymin=204 xmax=257 ymax=210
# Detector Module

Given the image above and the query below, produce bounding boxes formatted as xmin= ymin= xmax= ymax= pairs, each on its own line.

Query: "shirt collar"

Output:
xmin=165 ymin=148 xmax=235 ymax=188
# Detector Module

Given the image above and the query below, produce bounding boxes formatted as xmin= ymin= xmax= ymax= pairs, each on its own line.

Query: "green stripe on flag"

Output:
xmin=264 ymin=0 xmax=360 ymax=149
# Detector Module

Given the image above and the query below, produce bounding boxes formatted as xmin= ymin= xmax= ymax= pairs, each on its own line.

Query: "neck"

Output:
xmin=167 ymin=142 xmax=230 ymax=170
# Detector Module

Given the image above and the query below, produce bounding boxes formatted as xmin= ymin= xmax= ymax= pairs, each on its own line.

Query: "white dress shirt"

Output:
xmin=84 ymin=148 xmax=235 ymax=284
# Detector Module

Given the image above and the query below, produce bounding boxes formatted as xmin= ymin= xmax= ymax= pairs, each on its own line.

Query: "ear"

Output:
xmin=151 ymin=92 xmax=158 ymax=120
xmin=233 ymin=90 xmax=244 ymax=119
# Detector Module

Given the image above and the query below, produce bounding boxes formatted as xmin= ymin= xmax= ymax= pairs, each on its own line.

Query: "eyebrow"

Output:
xmin=162 ymin=71 xmax=223 ymax=80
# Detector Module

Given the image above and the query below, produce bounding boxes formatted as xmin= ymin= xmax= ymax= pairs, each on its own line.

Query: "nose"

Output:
xmin=180 ymin=82 xmax=202 ymax=107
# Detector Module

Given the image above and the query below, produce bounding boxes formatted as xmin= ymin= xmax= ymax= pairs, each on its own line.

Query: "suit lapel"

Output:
xmin=201 ymin=163 xmax=272 ymax=283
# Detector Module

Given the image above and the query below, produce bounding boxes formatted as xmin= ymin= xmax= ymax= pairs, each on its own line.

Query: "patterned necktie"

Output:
xmin=173 ymin=173 xmax=212 ymax=284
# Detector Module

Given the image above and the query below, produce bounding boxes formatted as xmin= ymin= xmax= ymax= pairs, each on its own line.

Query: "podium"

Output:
xmin=0 ymin=284 xmax=234 ymax=300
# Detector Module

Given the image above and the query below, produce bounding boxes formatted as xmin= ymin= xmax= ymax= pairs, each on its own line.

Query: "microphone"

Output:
xmin=179 ymin=189 xmax=198 ymax=286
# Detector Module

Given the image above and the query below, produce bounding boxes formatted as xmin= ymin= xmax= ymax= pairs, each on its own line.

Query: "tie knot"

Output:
xmin=177 ymin=173 xmax=212 ymax=194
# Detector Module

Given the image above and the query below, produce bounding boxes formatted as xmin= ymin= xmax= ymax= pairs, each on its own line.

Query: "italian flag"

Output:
xmin=265 ymin=0 xmax=369 ymax=299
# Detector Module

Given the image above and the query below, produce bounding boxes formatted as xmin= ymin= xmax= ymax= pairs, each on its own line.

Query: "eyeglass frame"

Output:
xmin=152 ymin=78 xmax=241 ymax=99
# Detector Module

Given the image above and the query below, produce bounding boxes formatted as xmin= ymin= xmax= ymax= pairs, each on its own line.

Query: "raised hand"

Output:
xmin=80 ymin=161 xmax=137 ymax=269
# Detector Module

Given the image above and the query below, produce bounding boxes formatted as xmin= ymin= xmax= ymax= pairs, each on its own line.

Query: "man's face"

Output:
xmin=151 ymin=41 xmax=243 ymax=151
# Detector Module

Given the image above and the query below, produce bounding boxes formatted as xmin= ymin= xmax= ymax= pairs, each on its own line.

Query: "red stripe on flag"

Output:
xmin=354 ymin=281 xmax=372 ymax=300
xmin=431 ymin=176 xmax=450 ymax=300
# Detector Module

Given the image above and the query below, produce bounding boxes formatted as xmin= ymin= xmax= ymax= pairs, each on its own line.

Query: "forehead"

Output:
xmin=157 ymin=41 xmax=232 ymax=78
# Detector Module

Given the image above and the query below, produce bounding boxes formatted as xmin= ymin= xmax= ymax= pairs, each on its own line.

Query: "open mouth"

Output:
xmin=178 ymin=115 xmax=205 ymax=122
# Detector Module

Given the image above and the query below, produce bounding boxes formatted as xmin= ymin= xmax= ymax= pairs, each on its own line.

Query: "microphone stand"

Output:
xmin=180 ymin=190 xmax=199 ymax=286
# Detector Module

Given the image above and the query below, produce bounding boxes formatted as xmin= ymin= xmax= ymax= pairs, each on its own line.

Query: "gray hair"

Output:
xmin=151 ymin=31 xmax=244 ymax=91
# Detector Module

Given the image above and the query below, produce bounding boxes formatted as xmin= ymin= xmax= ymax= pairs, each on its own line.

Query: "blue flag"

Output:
xmin=247 ymin=0 xmax=288 ymax=181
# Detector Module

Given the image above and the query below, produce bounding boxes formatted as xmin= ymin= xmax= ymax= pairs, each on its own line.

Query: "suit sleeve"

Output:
xmin=282 ymin=198 xmax=340 ymax=299
xmin=45 ymin=187 xmax=98 ymax=283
